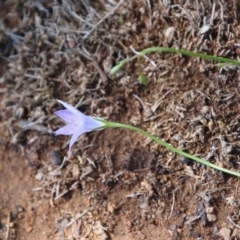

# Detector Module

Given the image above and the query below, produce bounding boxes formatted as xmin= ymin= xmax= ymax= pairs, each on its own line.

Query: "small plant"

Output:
xmin=110 ymin=47 xmax=240 ymax=84
xmin=55 ymin=100 xmax=240 ymax=178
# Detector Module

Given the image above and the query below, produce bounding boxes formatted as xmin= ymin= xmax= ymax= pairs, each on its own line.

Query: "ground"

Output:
xmin=1 ymin=0 xmax=240 ymax=239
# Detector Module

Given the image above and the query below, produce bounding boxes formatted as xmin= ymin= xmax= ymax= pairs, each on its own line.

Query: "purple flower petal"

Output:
xmin=84 ymin=116 xmax=105 ymax=131
xmin=57 ymin=100 xmax=85 ymax=118
xmin=69 ymin=126 xmax=85 ymax=149
xmin=54 ymin=124 xmax=77 ymax=135
xmin=55 ymin=100 xmax=105 ymax=150
xmin=55 ymin=109 xmax=83 ymax=125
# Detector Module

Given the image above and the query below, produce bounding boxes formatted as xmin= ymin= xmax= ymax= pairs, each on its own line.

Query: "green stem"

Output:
xmin=104 ymin=121 xmax=240 ymax=177
xmin=140 ymin=47 xmax=240 ymax=65
xmin=110 ymin=47 xmax=240 ymax=75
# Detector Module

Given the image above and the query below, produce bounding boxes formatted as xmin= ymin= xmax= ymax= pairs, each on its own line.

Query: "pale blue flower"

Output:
xmin=55 ymin=100 xmax=105 ymax=150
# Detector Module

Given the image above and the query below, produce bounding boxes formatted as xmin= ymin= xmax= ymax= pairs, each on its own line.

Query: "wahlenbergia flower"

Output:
xmin=53 ymin=101 xmax=240 ymax=177
xmin=55 ymin=100 xmax=105 ymax=150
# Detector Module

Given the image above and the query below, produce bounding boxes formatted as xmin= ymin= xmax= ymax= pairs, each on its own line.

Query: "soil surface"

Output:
xmin=1 ymin=0 xmax=240 ymax=239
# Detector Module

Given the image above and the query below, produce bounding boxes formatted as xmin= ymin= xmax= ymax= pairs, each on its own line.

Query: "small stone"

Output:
xmin=231 ymin=228 xmax=240 ymax=238
xmin=107 ymin=202 xmax=116 ymax=213
xmin=219 ymin=227 xmax=231 ymax=240
xmin=181 ymin=157 xmax=192 ymax=166
xmin=9 ymin=222 xmax=14 ymax=228
xmin=206 ymin=213 xmax=217 ymax=222
xmin=205 ymin=206 xmax=214 ymax=214
xmin=199 ymin=25 xmax=211 ymax=34
xmin=35 ymin=171 xmax=43 ymax=181
xmin=201 ymin=106 xmax=210 ymax=114
xmin=208 ymin=120 xmax=214 ymax=132
xmin=51 ymin=150 xmax=62 ymax=166
xmin=72 ymin=164 xmax=80 ymax=179
xmin=165 ymin=27 xmax=175 ymax=43
xmin=25 ymin=225 xmax=33 ymax=233
xmin=102 ymin=56 xmax=112 ymax=73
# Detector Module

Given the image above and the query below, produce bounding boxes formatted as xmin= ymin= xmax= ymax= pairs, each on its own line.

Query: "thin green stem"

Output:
xmin=110 ymin=47 xmax=240 ymax=75
xmin=140 ymin=47 xmax=240 ymax=65
xmin=104 ymin=121 xmax=240 ymax=177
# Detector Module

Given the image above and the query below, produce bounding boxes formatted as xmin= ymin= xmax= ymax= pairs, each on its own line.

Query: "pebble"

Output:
xmin=205 ymin=206 xmax=214 ymax=214
xmin=35 ymin=171 xmax=43 ymax=181
xmin=219 ymin=227 xmax=231 ymax=240
xmin=51 ymin=150 xmax=62 ymax=166
xmin=206 ymin=213 xmax=217 ymax=222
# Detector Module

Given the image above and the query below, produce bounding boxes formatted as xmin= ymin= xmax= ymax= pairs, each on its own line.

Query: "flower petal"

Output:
xmin=69 ymin=126 xmax=85 ymax=150
xmin=54 ymin=124 xmax=77 ymax=135
xmin=55 ymin=109 xmax=83 ymax=125
xmin=84 ymin=116 xmax=105 ymax=131
xmin=57 ymin=100 xmax=86 ymax=119
xmin=55 ymin=100 xmax=106 ymax=150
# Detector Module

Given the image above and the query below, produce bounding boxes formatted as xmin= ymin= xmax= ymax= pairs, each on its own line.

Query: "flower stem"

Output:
xmin=140 ymin=47 xmax=240 ymax=65
xmin=110 ymin=47 xmax=240 ymax=75
xmin=104 ymin=121 xmax=240 ymax=177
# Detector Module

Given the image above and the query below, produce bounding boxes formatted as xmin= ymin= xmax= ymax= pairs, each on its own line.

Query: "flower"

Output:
xmin=54 ymin=100 xmax=105 ymax=150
